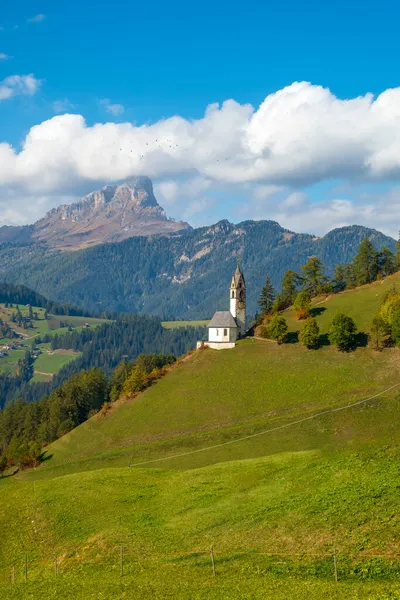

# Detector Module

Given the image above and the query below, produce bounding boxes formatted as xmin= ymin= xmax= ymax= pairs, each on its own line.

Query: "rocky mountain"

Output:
xmin=0 ymin=177 xmax=191 ymax=250
xmin=0 ymin=219 xmax=395 ymax=319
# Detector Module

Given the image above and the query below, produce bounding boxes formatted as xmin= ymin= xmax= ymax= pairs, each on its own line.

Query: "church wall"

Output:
xmin=208 ymin=327 xmax=237 ymax=343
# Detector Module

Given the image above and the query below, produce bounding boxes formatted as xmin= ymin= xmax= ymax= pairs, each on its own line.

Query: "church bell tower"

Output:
xmin=230 ymin=262 xmax=246 ymax=338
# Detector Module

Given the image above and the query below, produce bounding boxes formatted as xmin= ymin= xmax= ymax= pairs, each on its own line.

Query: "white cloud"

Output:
xmin=0 ymin=53 xmax=10 ymax=60
xmin=3 ymin=81 xmax=400 ymax=233
xmin=53 ymin=99 xmax=75 ymax=114
xmin=27 ymin=14 xmax=46 ymax=24
xmin=100 ymin=98 xmax=125 ymax=116
xmin=0 ymin=74 xmax=41 ymax=101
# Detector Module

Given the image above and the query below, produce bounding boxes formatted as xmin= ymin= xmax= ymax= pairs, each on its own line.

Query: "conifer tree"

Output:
xmin=281 ymin=270 xmax=301 ymax=306
xmin=266 ymin=315 xmax=288 ymax=344
xmin=377 ymin=247 xmax=396 ymax=278
xmin=301 ymin=256 xmax=328 ymax=297
xmin=258 ymin=276 xmax=275 ymax=318
xmin=353 ymin=238 xmax=378 ymax=286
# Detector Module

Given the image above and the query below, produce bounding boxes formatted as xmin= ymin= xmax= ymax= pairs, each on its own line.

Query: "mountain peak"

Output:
xmin=33 ymin=177 xmax=191 ymax=250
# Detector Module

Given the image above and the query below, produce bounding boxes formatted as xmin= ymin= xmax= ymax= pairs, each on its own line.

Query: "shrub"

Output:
xmin=266 ymin=315 xmax=288 ymax=344
xmin=299 ymin=317 xmax=320 ymax=349
xmin=293 ymin=291 xmax=311 ymax=320
xmin=328 ymin=313 xmax=357 ymax=351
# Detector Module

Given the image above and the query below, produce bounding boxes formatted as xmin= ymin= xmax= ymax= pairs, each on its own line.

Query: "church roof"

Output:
xmin=208 ymin=311 xmax=238 ymax=328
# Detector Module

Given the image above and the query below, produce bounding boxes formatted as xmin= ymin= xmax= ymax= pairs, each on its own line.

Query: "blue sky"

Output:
xmin=1 ymin=0 xmax=400 ymax=236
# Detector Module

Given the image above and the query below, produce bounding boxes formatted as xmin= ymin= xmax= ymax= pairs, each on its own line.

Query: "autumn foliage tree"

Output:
xmin=293 ymin=290 xmax=312 ymax=320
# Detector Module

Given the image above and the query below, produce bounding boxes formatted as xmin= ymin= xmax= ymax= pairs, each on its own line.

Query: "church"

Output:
xmin=198 ymin=263 xmax=246 ymax=350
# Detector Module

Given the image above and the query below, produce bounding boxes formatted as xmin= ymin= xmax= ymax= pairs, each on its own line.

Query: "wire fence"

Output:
xmin=1 ymin=547 xmax=400 ymax=586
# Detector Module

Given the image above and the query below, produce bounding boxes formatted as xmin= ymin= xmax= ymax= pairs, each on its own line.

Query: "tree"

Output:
xmin=258 ymin=276 xmax=275 ymax=318
xmin=301 ymin=257 xmax=328 ymax=297
xmin=28 ymin=305 xmax=33 ymax=320
xmin=333 ymin=264 xmax=346 ymax=293
xmin=44 ymin=310 xmax=48 ymax=320
xmin=370 ymin=314 xmax=389 ymax=350
xmin=122 ymin=366 xmax=148 ymax=395
xmin=353 ymin=238 xmax=378 ymax=286
xmin=293 ymin=290 xmax=311 ymax=320
xmin=396 ymin=234 xmax=400 ymax=271
xmin=266 ymin=315 xmax=288 ymax=344
xmin=377 ymin=247 xmax=396 ymax=278
xmin=271 ymin=293 xmax=287 ymax=313
xmin=281 ymin=270 xmax=302 ymax=307
xmin=344 ymin=263 xmax=356 ymax=289
xmin=299 ymin=317 xmax=320 ymax=349
xmin=328 ymin=313 xmax=357 ymax=351
xmin=0 ymin=455 xmax=7 ymax=477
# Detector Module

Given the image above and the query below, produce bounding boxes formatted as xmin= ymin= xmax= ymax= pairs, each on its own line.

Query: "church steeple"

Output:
xmin=230 ymin=261 xmax=246 ymax=338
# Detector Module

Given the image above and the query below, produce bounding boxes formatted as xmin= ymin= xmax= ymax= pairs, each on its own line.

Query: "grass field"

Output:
xmin=33 ymin=350 xmax=81 ymax=376
xmin=1 ymin=281 xmax=400 ymax=599
xmin=162 ymin=319 xmax=209 ymax=329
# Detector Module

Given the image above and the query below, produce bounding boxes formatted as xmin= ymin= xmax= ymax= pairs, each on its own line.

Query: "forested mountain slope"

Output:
xmin=0 ymin=221 xmax=395 ymax=319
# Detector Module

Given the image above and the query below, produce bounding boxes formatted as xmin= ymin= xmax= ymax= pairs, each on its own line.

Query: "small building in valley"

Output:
xmin=198 ymin=263 xmax=246 ymax=350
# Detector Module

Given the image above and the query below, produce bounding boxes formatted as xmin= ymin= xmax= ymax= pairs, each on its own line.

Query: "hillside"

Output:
xmin=0 ymin=221 xmax=395 ymax=319
xmin=0 ymin=282 xmax=399 ymax=599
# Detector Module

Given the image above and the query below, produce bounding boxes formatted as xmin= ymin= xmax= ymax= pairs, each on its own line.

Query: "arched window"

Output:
xmin=231 ymin=291 xmax=234 ymax=298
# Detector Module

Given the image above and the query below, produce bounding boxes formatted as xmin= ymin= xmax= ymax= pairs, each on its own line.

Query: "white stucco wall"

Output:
xmin=208 ymin=326 xmax=237 ymax=343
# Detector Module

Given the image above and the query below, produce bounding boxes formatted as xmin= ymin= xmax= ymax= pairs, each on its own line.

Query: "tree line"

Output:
xmin=0 ymin=353 xmax=176 ymax=474
xmin=255 ymin=238 xmax=400 ymax=351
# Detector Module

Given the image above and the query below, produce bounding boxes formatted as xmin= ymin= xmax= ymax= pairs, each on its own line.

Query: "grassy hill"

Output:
xmin=0 ymin=280 xmax=399 ymax=599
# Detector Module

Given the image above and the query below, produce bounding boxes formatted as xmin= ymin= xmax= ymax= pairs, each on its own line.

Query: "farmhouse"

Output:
xmin=198 ymin=263 xmax=246 ymax=350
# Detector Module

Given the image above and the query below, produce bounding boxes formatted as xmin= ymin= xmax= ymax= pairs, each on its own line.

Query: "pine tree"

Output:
xmin=328 ymin=313 xmax=357 ymax=351
xmin=333 ymin=264 xmax=346 ymax=292
xmin=344 ymin=263 xmax=356 ymax=289
xmin=353 ymin=238 xmax=378 ymax=286
xmin=377 ymin=247 xmax=396 ymax=278
xmin=301 ymin=257 xmax=328 ymax=297
xmin=258 ymin=276 xmax=275 ymax=318
xmin=299 ymin=317 xmax=320 ymax=349
xmin=281 ymin=270 xmax=301 ymax=307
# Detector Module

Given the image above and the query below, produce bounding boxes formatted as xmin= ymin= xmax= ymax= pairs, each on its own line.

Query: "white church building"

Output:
xmin=198 ymin=263 xmax=246 ymax=350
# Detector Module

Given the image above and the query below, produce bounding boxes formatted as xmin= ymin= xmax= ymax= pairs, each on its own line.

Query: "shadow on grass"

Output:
xmin=40 ymin=451 xmax=53 ymax=464
xmin=310 ymin=306 xmax=327 ymax=317
xmin=318 ymin=333 xmax=330 ymax=347
xmin=286 ymin=331 xmax=299 ymax=344
xmin=317 ymin=331 xmax=368 ymax=351
xmin=355 ymin=332 xmax=369 ymax=348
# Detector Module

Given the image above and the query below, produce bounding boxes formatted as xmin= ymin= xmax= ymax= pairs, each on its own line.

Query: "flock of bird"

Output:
xmin=113 ymin=139 xmax=230 ymax=162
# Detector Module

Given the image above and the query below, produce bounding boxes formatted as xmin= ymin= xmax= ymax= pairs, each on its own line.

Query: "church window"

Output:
xmin=216 ymin=329 xmax=219 ymax=336
xmin=231 ymin=291 xmax=234 ymax=298
xmin=224 ymin=329 xmax=228 ymax=336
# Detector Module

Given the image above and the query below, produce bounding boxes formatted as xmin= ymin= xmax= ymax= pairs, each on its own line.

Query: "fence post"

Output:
xmin=333 ymin=547 xmax=338 ymax=583
xmin=25 ymin=553 xmax=28 ymax=583
xmin=120 ymin=545 xmax=124 ymax=577
xmin=210 ymin=546 xmax=216 ymax=577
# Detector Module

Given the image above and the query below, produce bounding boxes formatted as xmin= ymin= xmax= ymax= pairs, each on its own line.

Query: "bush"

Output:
xmin=328 ymin=313 xmax=357 ymax=351
xmin=254 ymin=325 xmax=269 ymax=338
xmin=299 ymin=317 xmax=320 ymax=349
xmin=266 ymin=315 xmax=288 ymax=344
xmin=293 ymin=291 xmax=311 ymax=320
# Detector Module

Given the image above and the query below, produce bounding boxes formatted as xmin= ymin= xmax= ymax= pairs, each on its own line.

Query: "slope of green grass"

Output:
xmin=286 ymin=272 xmax=400 ymax=335
xmin=34 ymin=339 xmax=400 ymax=477
xmin=2 ymin=282 xmax=400 ymax=599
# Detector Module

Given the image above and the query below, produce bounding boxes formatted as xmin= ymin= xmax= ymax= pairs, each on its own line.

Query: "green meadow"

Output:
xmin=1 ymin=281 xmax=400 ymax=599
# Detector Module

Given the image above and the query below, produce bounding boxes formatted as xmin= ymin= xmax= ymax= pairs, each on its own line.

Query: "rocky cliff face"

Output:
xmin=31 ymin=177 xmax=191 ymax=249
